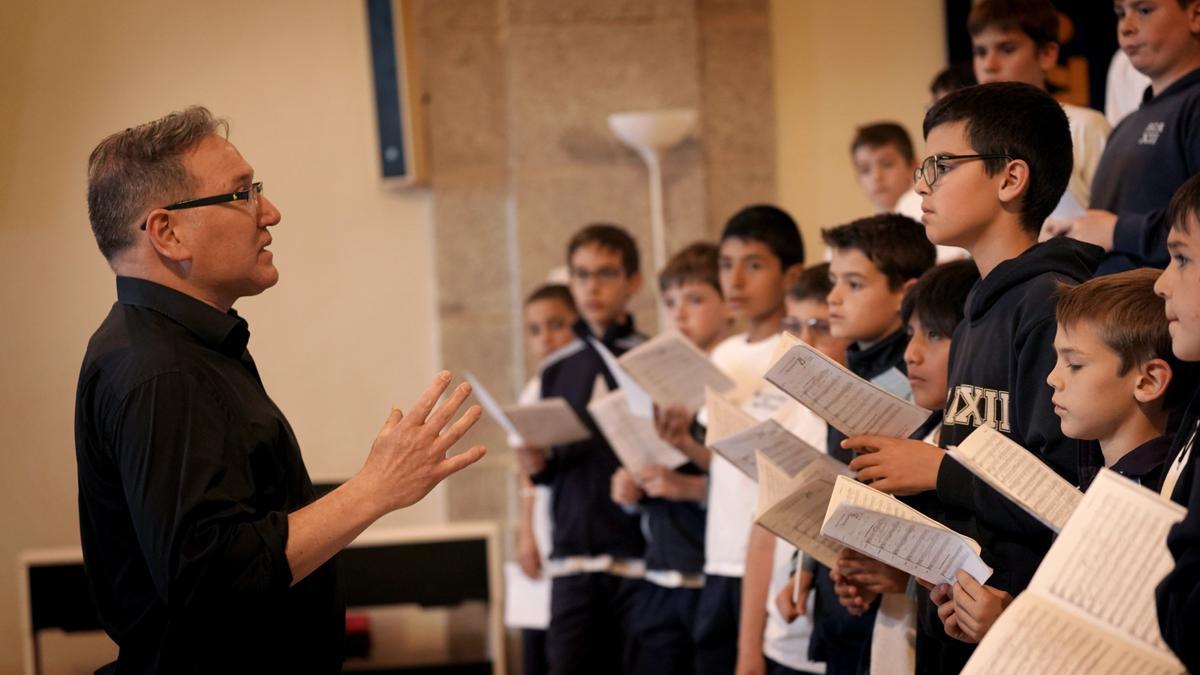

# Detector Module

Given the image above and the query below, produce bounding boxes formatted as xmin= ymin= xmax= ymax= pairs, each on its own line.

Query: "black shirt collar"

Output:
xmin=1110 ymin=434 xmax=1172 ymax=481
xmin=846 ymin=328 xmax=909 ymax=380
xmin=116 ymin=276 xmax=250 ymax=357
xmin=573 ymin=314 xmax=636 ymax=346
xmin=1144 ymin=65 xmax=1200 ymax=104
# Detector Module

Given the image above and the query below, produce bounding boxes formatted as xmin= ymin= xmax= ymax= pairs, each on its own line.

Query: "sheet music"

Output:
xmin=588 ymin=337 xmax=654 ymax=418
xmin=465 ymin=372 xmax=521 ymax=439
xmin=588 ymin=390 xmax=689 ymax=473
xmin=711 ymin=418 xmax=837 ymax=480
xmin=755 ymin=452 xmax=847 ymax=568
xmin=503 ymin=399 xmax=592 ymax=448
xmin=503 ymin=562 xmax=551 ymax=629
xmin=947 ymin=424 xmax=1083 ymax=532
xmin=704 ymin=387 xmax=758 ymax=445
xmin=764 ymin=343 xmax=931 ymax=439
xmin=617 ymin=331 xmax=735 ymax=411
xmin=1030 ymin=469 xmax=1187 ymax=651
xmin=820 ymin=476 xmax=991 ymax=586
xmin=961 ymin=594 xmax=1184 ymax=675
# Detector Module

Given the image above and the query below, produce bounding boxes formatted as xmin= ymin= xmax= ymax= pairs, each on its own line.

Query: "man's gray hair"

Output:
xmin=86 ymin=106 xmax=228 ymax=260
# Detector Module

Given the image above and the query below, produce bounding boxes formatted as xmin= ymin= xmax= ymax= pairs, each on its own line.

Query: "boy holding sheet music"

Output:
xmin=840 ymin=83 xmax=1102 ymax=672
xmin=808 ymin=214 xmax=935 ymax=675
xmin=1155 ymin=174 xmax=1200 ymax=672
xmin=515 ymin=224 xmax=648 ymax=675
xmin=609 ymin=242 xmax=724 ymax=675
xmin=512 ymin=283 xmax=579 ymax=675
xmin=929 ymin=268 xmax=1184 ymax=647
xmin=696 ymin=205 xmax=805 ymax=675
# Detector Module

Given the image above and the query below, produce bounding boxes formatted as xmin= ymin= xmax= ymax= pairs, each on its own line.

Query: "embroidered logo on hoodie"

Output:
xmin=945 ymin=384 xmax=1011 ymax=432
xmin=1138 ymin=121 xmax=1165 ymax=146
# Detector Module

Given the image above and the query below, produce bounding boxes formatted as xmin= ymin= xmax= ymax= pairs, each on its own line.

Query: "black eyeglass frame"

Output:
xmin=913 ymin=154 xmax=1012 ymax=189
xmin=140 ymin=182 xmax=263 ymax=230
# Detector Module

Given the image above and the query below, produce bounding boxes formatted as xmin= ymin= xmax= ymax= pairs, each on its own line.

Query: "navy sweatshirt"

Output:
xmin=533 ymin=317 xmax=646 ymax=561
xmin=935 ymin=238 xmax=1102 ymax=591
xmin=640 ymin=460 xmax=707 ymax=575
xmin=1091 ymin=67 xmax=1200 ymax=275
xmin=1157 ymin=390 xmax=1200 ymax=672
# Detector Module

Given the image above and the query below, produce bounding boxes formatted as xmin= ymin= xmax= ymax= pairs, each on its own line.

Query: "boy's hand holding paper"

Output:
xmin=764 ymin=342 xmax=931 ymax=439
xmin=819 ymin=475 xmax=991 ymax=587
xmin=845 ymin=435 xmax=945 ymax=496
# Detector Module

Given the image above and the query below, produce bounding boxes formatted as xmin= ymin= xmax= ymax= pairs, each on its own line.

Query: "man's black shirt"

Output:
xmin=75 ymin=277 xmax=342 ymax=674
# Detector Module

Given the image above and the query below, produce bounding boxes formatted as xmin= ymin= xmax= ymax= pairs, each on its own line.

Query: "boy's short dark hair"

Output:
xmin=850 ymin=123 xmax=916 ymax=163
xmin=923 ymin=82 xmax=1072 ymax=234
xmin=967 ymin=0 xmax=1060 ymax=47
xmin=901 ymin=260 xmax=979 ymax=339
xmin=659 ymin=241 xmax=721 ymax=295
xmin=1055 ymin=269 xmax=1173 ymax=376
xmin=567 ymin=223 xmax=639 ymax=276
xmin=1055 ymin=268 xmax=1189 ymax=409
xmin=821 ymin=214 xmax=936 ymax=290
xmin=1168 ymin=173 xmax=1200 ymax=234
xmin=930 ymin=63 xmax=977 ymax=98
xmin=525 ymin=283 xmax=578 ymax=313
xmin=720 ymin=205 xmax=805 ymax=270
xmin=788 ymin=262 xmax=833 ymax=304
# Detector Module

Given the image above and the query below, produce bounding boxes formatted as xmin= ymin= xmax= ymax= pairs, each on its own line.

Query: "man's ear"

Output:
xmin=1133 ymin=358 xmax=1173 ymax=406
xmin=144 ymin=209 xmax=192 ymax=263
xmin=997 ymin=158 xmax=1031 ymax=213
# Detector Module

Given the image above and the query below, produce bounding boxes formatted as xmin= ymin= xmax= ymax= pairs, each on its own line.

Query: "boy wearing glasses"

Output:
xmin=967 ymin=0 xmax=1110 ymax=228
xmin=515 ymin=224 xmax=648 ymax=675
xmin=839 ymin=82 xmax=1102 ymax=672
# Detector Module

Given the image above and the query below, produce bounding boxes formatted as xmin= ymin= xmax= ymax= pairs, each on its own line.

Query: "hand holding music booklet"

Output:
xmin=465 ymin=373 xmax=591 ymax=448
xmin=754 ymin=451 xmax=850 ymax=569
xmin=764 ymin=342 xmax=931 ymax=439
xmin=820 ymin=475 xmax=992 ymax=587
xmin=588 ymin=389 xmax=689 ymax=473
xmin=947 ymin=424 xmax=1083 ymax=532
xmin=617 ymin=331 xmax=735 ymax=412
xmin=961 ymin=469 xmax=1187 ymax=675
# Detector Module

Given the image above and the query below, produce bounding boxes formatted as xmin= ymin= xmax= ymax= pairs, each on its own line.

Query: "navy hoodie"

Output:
xmin=936 ymin=237 xmax=1102 ymax=589
xmin=1090 ymin=66 xmax=1200 ymax=274
xmin=533 ymin=317 xmax=646 ymax=561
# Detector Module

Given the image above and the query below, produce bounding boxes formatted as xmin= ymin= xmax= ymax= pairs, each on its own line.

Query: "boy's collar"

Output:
xmin=1145 ymin=65 xmax=1200 ymax=104
xmin=574 ymin=314 xmax=636 ymax=344
xmin=1110 ymin=434 xmax=1172 ymax=480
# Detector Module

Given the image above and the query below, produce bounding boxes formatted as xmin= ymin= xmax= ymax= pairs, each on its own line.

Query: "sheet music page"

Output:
xmin=704 ymin=387 xmax=758 ymax=445
xmin=587 ymin=337 xmax=655 ymax=418
xmin=961 ymin=593 xmax=1184 ymax=675
xmin=617 ymin=331 xmax=735 ymax=412
xmin=502 ymin=399 xmax=592 ymax=448
xmin=820 ymin=476 xmax=991 ymax=586
xmin=588 ymin=390 xmax=689 ymax=473
xmin=947 ymin=424 xmax=1083 ymax=532
xmin=764 ymin=343 xmax=931 ymax=438
xmin=465 ymin=372 xmax=520 ymax=440
xmin=1028 ymin=468 xmax=1187 ymax=652
xmin=755 ymin=452 xmax=846 ymax=568
xmin=711 ymin=418 xmax=841 ymax=480
xmin=503 ymin=562 xmax=551 ymax=629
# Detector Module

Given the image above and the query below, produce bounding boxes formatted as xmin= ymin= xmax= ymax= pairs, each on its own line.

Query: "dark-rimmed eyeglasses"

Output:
xmin=913 ymin=155 xmax=1011 ymax=189
xmin=782 ymin=317 xmax=831 ymax=337
xmin=140 ymin=182 xmax=263 ymax=230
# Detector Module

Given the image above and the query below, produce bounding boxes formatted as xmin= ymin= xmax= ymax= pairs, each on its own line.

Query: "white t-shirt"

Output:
xmin=1057 ymin=102 xmax=1111 ymax=219
xmin=704 ymin=333 xmax=791 ymax=578
xmin=763 ymin=401 xmax=827 ymax=673
xmin=1105 ymin=49 xmax=1151 ymax=128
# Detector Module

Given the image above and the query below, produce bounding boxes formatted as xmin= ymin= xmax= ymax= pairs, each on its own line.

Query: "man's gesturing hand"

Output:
xmin=360 ymin=371 xmax=487 ymax=515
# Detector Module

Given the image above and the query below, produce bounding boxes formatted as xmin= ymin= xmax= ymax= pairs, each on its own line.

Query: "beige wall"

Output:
xmin=0 ymin=1 xmax=444 ymax=670
xmin=772 ymin=0 xmax=946 ymax=253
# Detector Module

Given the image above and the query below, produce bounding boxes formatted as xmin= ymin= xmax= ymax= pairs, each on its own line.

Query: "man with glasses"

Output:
xmin=76 ymin=106 xmax=486 ymax=673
